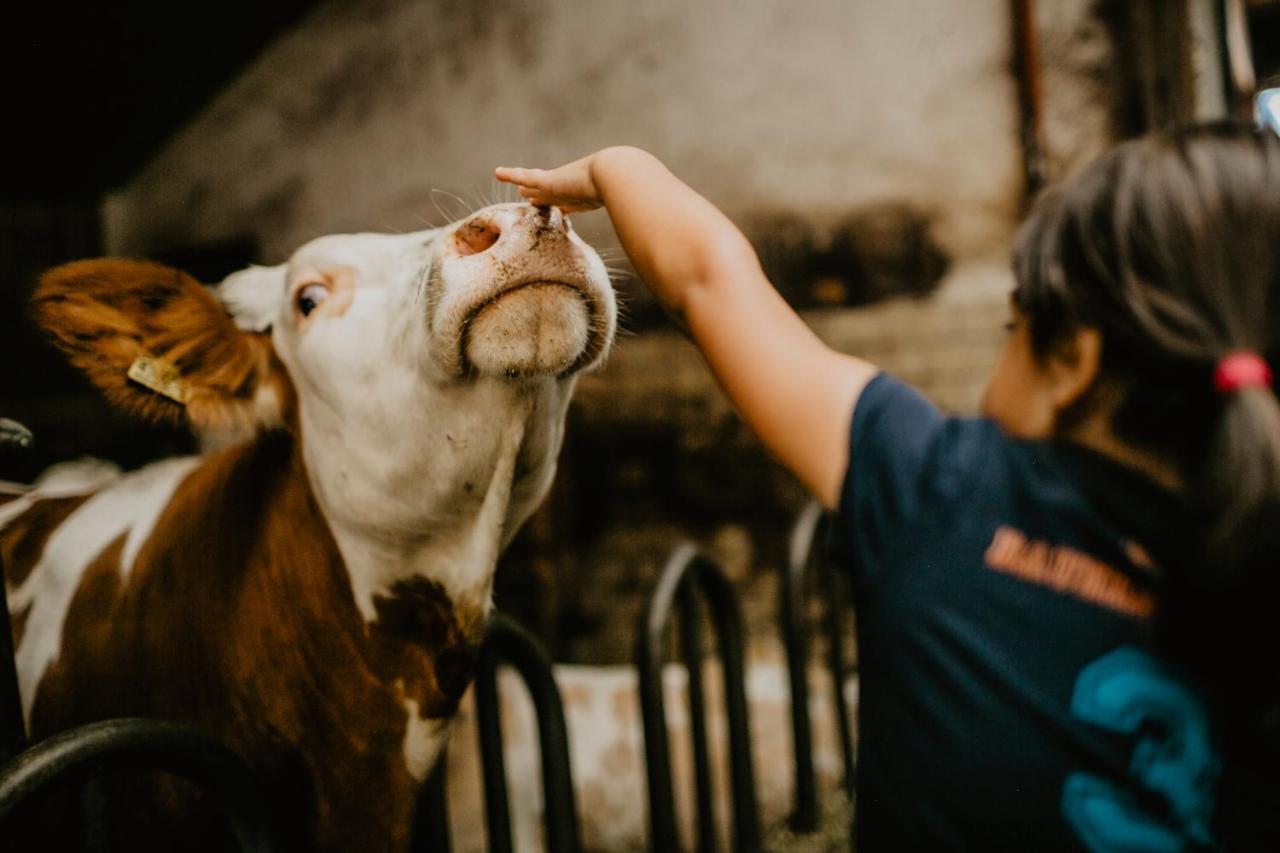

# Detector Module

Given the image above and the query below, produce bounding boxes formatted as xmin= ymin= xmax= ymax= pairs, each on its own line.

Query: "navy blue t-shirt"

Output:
xmin=832 ymin=374 xmax=1221 ymax=852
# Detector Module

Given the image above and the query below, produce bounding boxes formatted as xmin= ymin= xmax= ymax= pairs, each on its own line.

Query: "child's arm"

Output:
xmin=497 ymin=147 xmax=877 ymax=508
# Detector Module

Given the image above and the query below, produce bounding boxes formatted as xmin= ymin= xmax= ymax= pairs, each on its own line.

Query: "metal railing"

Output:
xmin=0 ymin=718 xmax=285 ymax=851
xmin=413 ymin=754 xmax=452 ymax=853
xmin=635 ymin=543 xmax=761 ymax=853
xmin=0 ymin=420 xmax=32 ymax=766
xmin=0 ymin=569 xmax=25 ymax=768
xmin=780 ymin=501 xmax=857 ymax=834
xmin=411 ymin=613 xmax=580 ymax=853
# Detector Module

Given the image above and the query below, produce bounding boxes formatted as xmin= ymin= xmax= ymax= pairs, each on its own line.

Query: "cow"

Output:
xmin=0 ymin=202 xmax=615 ymax=851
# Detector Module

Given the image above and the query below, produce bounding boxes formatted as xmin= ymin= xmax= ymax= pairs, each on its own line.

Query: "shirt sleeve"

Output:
xmin=829 ymin=373 xmax=970 ymax=590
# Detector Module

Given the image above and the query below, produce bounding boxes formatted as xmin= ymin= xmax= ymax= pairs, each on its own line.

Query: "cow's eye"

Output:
xmin=296 ymin=283 xmax=329 ymax=318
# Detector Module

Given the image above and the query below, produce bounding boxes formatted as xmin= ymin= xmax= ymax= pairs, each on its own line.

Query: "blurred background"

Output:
xmin=2 ymin=0 xmax=1277 ymax=666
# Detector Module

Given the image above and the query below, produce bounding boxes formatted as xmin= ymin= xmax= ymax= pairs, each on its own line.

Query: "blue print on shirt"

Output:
xmin=1062 ymin=646 xmax=1219 ymax=852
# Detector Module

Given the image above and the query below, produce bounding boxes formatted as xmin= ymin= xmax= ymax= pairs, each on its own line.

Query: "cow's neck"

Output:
xmin=331 ymin=417 xmax=523 ymax=637
xmin=296 ymin=380 xmax=549 ymax=639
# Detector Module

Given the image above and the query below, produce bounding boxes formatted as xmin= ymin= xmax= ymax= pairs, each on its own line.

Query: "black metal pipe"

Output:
xmin=707 ymin=557 xmax=760 ymax=853
xmin=0 ymin=555 xmax=27 ymax=765
xmin=0 ymin=420 xmax=34 ymax=450
xmin=474 ymin=637 xmax=514 ymax=853
xmin=823 ymin=555 xmax=857 ymax=795
xmin=786 ymin=502 xmax=858 ymax=807
xmin=0 ymin=717 xmax=284 ymax=852
xmin=410 ymin=749 xmax=452 ymax=853
xmin=636 ymin=558 xmax=681 ymax=852
xmin=678 ymin=581 xmax=715 ymax=852
xmin=0 ymin=427 xmax=32 ymax=765
xmin=636 ymin=544 xmax=760 ymax=853
xmin=475 ymin=614 xmax=581 ymax=853
xmin=781 ymin=501 xmax=823 ymax=831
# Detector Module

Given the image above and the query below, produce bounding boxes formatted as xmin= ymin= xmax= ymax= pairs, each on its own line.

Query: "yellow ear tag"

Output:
xmin=127 ymin=356 xmax=191 ymax=405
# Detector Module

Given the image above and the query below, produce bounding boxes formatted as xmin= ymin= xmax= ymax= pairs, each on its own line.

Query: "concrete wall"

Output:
xmin=103 ymin=0 xmax=1130 ymax=404
xmin=102 ymin=0 xmax=1135 ymax=393
xmin=107 ymin=0 xmax=1029 ymax=263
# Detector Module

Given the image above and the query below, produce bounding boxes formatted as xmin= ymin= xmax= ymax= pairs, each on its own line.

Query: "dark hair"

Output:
xmin=1011 ymin=125 xmax=1280 ymax=736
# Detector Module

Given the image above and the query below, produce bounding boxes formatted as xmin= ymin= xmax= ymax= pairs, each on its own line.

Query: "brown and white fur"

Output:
xmin=1 ymin=203 xmax=614 ymax=851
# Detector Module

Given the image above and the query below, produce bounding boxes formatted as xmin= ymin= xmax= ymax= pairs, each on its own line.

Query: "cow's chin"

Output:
xmin=463 ymin=283 xmax=592 ymax=378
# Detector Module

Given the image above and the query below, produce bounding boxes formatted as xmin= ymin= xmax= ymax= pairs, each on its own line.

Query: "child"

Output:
xmin=497 ymin=125 xmax=1279 ymax=850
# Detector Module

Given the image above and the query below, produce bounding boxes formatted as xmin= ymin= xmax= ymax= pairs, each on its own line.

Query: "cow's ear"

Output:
xmin=214 ymin=263 xmax=285 ymax=333
xmin=32 ymin=259 xmax=293 ymax=441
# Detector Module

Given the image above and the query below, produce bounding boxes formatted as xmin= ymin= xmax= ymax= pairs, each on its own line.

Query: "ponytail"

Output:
xmin=1011 ymin=124 xmax=1280 ymax=732
xmin=1171 ymin=384 xmax=1280 ymax=711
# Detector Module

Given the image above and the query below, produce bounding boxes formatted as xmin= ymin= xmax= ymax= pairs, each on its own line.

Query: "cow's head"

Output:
xmin=34 ymin=203 xmax=615 ymax=616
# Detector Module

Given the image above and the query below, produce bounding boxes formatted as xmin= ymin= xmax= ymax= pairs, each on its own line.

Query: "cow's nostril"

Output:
xmin=535 ymin=205 xmax=569 ymax=234
xmin=455 ymin=220 xmax=501 ymax=256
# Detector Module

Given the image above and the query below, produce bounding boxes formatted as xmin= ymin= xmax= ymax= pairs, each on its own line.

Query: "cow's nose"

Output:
xmin=531 ymin=205 xmax=570 ymax=234
xmin=454 ymin=216 xmax=501 ymax=256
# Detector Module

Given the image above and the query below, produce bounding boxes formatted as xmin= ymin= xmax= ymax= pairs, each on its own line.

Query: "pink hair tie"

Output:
xmin=1213 ymin=351 xmax=1273 ymax=395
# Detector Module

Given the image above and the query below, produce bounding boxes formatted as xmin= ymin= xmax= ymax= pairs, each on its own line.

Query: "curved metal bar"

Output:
xmin=781 ymin=501 xmax=824 ymax=831
xmin=474 ymin=645 xmax=513 ymax=853
xmin=700 ymin=553 xmax=760 ymax=853
xmin=678 ymin=581 xmax=715 ymax=852
xmin=636 ymin=543 xmax=760 ymax=853
xmin=410 ymin=749 xmax=452 ymax=853
xmin=0 ymin=418 xmax=34 ymax=450
xmin=1 ymin=435 xmax=33 ymax=765
xmin=822 ymin=550 xmax=857 ymax=795
xmin=636 ymin=545 xmax=684 ymax=852
xmin=475 ymin=613 xmax=581 ymax=853
xmin=784 ymin=501 xmax=857 ymax=817
xmin=0 ymin=556 xmax=26 ymax=765
xmin=0 ymin=717 xmax=283 ymax=852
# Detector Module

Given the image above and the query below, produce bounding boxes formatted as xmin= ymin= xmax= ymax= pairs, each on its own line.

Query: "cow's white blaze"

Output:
xmin=7 ymin=456 xmax=198 ymax=723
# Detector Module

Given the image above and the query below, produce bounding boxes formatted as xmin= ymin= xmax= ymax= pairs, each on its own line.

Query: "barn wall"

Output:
xmin=102 ymin=0 xmax=1134 ymax=661
xmin=102 ymin=0 xmax=1132 ymax=398
xmin=107 ymin=1 xmax=1022 ymax=260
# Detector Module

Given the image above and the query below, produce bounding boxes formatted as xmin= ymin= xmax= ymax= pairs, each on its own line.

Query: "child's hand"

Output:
xmin=494 ymin=154 xmax=603 ymax=213
xmin=509 ymin=145 xmax=873 ymax=509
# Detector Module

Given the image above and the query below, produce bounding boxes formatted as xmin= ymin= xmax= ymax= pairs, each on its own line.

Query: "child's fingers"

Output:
xmin=521 ymin=194 xmax=597 ymax=214
xmin=498 ymin=166 xmax=599 ymax=212
xmin=494 ymin=166 xmax=546 ymax=189
xmin=517 ymin=187 xmax=550 ymax=205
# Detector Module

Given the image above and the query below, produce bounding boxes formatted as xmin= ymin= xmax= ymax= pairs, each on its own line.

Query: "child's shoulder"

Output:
xmin=853 ymin=372 xmax=1030 ymax=495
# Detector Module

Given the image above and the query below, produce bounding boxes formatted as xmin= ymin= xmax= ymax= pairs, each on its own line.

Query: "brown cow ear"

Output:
xmin=32 ymin=259 xmax=293 ymax=441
